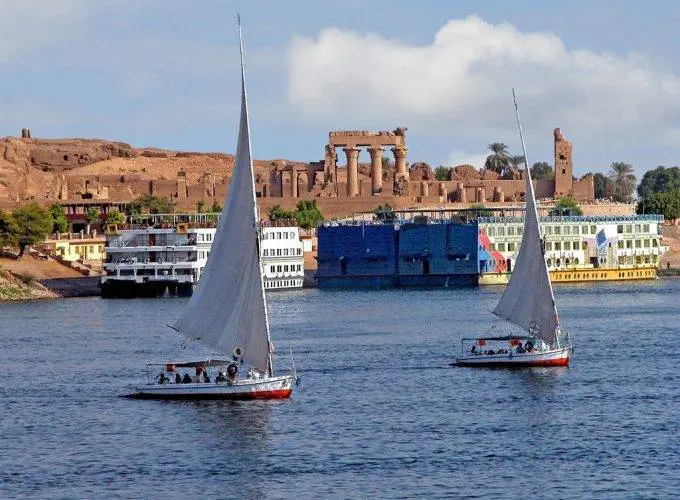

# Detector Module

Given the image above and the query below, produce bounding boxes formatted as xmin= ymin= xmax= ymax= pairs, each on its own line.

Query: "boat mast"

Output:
xmin=512 ymin=88 xmax=561 ymax=347
xmin=239 ymin=16 xmax=274 ymax=376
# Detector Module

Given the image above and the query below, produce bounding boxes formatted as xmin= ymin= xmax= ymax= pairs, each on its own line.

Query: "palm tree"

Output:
xmin=509 ymin=155 xmax=526 ymax=169
xmin=607 ymin=162 xmax=636 ymax=203
xmin=484 ymin=143 xmax=511 ymax=174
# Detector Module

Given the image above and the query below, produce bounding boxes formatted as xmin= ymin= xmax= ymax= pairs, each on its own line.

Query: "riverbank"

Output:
xmin=0 ymin=268 xmax=58 ymax=301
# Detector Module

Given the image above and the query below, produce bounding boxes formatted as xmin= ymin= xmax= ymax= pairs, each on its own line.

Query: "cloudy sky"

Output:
xmin=1 ymin=0 xmax=679 ymax=177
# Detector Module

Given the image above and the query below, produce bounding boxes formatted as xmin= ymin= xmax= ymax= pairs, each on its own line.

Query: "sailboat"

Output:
xmin=128 ymin=21 xmax=297 ymax=399
xmin=454 ymin=90 xmax=572 ymax=368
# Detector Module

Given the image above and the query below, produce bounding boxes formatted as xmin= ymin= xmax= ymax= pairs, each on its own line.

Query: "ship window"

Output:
xmin=263 ymin=249 xmax=267 ymax=257
xmin=284 ymin=233 xmax=289 ymax=239
xmin=643 ymin=224 xmax=649 ymax=232
xmin=517 ymin=228 xmax=523 ymax=236
xmin=564 ymin=226 xmax=571 ymax=235
xmin=573 ymin=226 xmax=579 ymax=235
xmin=488 ymin=227 xmax=496 ymax=237
xmin=277 ymin=249 xmax=281 ymax=256
xmin=497 ymin=243 xmax=506 ymax=251
xmin=582 ymin=226 xmax=588 ymax=235
xmin=617 ymin=225 xmax=624 ymax=234
xmin=546 ymin=242 xmax=553 ymax=251
xmin=277 ymin=232 xmax=281 ymax=239
xmin=507 ymin=242 xmax=515 ymax=252
xmin=644 ymin=240 xmax=650 ymax=247
xmin=582 ymin=242 xmax=588 ymax=250
xmin=508 ymin=227 xmax=515 ymax=236
xmin=635 ymin=240 xmax=642 ymax=248
xmin=574 ymin=258 xmax=579 ymax=264
xmin=291 ymin=232 xmax=296 ymax=238
xmin=618 ymin=241 xmax=624 ymax=249
xmin=652 ymin=239 xmax=658 ymax=247
xmin=498 ymin=227 xmax=505 ymax=236
xmin=284 ymin=249 xmax=289 ymax=256
xmin=626 ymin=240 xmax=632 ymax=249
xmin=554 ymin=226 xmax=561 ymax=235
xmin=591 ymin=226 xmax=597 ymax=235
xmin=298 ymin=249 xmax=302 ymax=255
xmin=544 ymin=226 xmax=552 ymax=235
xmin=555 ymin=242 xmax=561 ymax=251
xmin=635 ymin=224 xmax=641 ymax=233
xmin=277 ymin=265 xmax=282 ymax=272
xmin=546 ymin=258 xmax=552 ymax=267
xmin=284 ymin=265 xmax=289 ymax=272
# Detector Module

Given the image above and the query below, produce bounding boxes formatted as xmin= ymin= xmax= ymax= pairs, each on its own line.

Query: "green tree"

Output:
xmin=469 ymin=203 xmax=493 ymax=217
xmin=509 ymin=155 xmax=526 ymax=169
xmin=293 ymin=200 xmax=324 ymax=230
xmin=104 ymin=209 xmax=126 ymax=225
xmin=49 ymin=204 xmax=69 ymax=233
xmin=126 ymin=195 xmax=175 ymax=217
xmin=530 ymin=162 xmax=554 ymax=180
xmin=11 ymin=203 xmax=53 ymax=257
xmin=374 ymin=204 xmax=396 ymax=223
xmin=0 ymin=209 xmax=19 ymax=248
xmin=434 ymin=166 xmax=451 ymax=181
xmin=593 ymin=172 xmax=610 ymax=199
xmin=607 ymin=162 xmax=636 ymax=203
xmin=484 ymin=143 xmax=511 ymax=174
xmin=549 ymin=196 xmax=584 ymax=216
xmin=210 ymin=200 xmax=222 ymax=213
xmin=196 ymin=199 xmax=206 ymax=213
xmin=268 ymin=205 xmax=296 ymax=224
xmin=637 ymin=166 xmax=680 ymax=200
xmin=637 ymin=189 xmax=680 ymax=220
xmin=381 ymin=156 xmax=392 ymax=169
xmin=85 ymin=207 xmax=101 ymax=234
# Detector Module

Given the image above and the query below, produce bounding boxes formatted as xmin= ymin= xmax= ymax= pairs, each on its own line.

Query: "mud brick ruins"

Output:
xmin=0 ymin=126 xmax=593 ymax=220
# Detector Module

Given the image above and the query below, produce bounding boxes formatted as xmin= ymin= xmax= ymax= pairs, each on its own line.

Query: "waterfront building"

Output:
xmin=101 ymin=214 xmax=304 ymax=297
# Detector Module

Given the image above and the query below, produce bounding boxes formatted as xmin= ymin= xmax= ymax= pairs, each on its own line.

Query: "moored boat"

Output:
xmin=454 ymin=90 xmax=573 ymax=368
xmin=128 ymin=19 xmax=297 ymax=399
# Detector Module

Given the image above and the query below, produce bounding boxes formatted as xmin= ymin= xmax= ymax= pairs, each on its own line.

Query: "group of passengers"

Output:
xmin=470 ymin=341 xmax=535 ymax=356
xmin=155 ymin=365 xmax=241 ymax=385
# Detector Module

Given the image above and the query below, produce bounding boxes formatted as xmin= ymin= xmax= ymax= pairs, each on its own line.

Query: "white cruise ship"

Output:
xmin=101 ymin=214 xmax=304 ymax=297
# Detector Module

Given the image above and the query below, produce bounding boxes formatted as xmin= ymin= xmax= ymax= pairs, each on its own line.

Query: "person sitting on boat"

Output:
xmin=193 ymin=367 xmax=203 ymax=383
xmin=215 ymin=371 xmax=226 ymax=383
xmin=525 ymin=341 xmax=535 ymax=353
xmin=471 ymin=345 xmax=477 ymax=354
xmin=516 ymin=342 xmax=525 ymax=354
xmin=174 ymin=373 xmax=182 ymax=384
xmin=202 ymin=370 xmax=210 ymax=383
xmin=156 ymin=372 xmax=169 ymax=384
xmin=182 ymin=373 xmax=192 ymax=384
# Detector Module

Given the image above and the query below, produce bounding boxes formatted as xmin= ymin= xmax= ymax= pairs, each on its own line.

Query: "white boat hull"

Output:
xmin=127 ymin=374 xmax=295 ymax=400
xmin=454 ymin=346 xmax=571 ymax=368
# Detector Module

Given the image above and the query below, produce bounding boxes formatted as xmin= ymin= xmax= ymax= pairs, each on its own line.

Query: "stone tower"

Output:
xmin=553 ymin=127 xmax=573 ymax=197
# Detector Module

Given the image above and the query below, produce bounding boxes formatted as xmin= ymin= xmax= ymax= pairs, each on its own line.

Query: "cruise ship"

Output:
xmin=101 ymin=214 xmax=304 ymax=297
xmin=478 ymin=214 xmax=665 ymax=284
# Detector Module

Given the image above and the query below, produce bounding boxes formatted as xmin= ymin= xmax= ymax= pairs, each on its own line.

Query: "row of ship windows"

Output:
xmin=264 ymin=279 xmax=302 ymax=288
xmin=197 ymin=233 xmax=214 ymax=242
xmin=262 ymin=231 xmax=297 ymax=240
xmin=486 ymin=224 xmax=653 ymax=238
xmin=262 ymin=248 xmax=302 ymax=257
xmin=492 ymin=239 xmax=660 ymax=252
xmin=269 ymin=264 xmax=303 ymax=273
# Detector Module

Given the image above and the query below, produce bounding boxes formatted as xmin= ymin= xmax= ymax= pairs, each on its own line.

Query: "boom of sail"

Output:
xmin=492 ymin=92 xmax=560 ymax=346
xmin=171 ymin=33 xmax=271 ymax=372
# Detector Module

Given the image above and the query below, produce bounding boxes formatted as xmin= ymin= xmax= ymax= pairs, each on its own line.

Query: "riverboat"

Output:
xmin=101 ymin=217 xmax=304 ymax=297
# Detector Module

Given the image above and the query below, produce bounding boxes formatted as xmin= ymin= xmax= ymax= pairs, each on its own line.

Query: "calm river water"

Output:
xmin=1 ymin=280 xmax=680 ymax=498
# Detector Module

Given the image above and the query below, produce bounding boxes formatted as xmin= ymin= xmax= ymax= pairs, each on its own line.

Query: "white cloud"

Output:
xmin=445 ymin=149 xmax=487 ymax=169
xmin=287 ymin=16 xmax=680 ymax=147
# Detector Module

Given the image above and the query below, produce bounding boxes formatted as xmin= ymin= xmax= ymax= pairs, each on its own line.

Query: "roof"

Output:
xmin=146 ymin=359 xmax=234 ymax=369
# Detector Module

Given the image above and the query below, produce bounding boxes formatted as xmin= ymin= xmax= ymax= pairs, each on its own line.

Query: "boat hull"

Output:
xmin=454 ymin=347 xmax=571 ymax=368
xmin=126 ymin=374 xmax=295 ymax=400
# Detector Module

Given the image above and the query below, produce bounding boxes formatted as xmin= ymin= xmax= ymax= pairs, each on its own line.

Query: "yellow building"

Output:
xmin=42 ymin=236 xmax=106 ymax=264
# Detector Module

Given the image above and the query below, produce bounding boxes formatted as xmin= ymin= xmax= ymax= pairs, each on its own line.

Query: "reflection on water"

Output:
xmin=2 ymin=280 xmax=680 ymax=497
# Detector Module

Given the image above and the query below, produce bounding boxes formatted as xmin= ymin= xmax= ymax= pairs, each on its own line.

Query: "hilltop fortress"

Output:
xmin=0 ymin=127 xmax=593 ymax=220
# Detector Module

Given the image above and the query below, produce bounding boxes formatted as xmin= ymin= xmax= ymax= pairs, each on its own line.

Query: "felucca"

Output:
xmin=454 ymin=90 xmax=573 ymax=368
xmin=128 ymin=20 xmax=297 ymax=398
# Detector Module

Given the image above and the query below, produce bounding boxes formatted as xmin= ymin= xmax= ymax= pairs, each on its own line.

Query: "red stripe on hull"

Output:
xmin=126 ymin=388 xmax=293 ymax=400
xmin=454 ymin=355 xmax=570 ymax=369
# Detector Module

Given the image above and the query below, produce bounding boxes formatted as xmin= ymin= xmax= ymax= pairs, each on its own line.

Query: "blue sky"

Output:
xmin=1 ymin=0 xmax=680 ymax=178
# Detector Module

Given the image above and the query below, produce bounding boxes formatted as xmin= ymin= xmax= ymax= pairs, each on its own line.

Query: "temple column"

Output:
xmin=343 ymin=147 xmax=360 ymax=197
xmin=392 ymin=146 xmax=409 ymax=180
xmin=367 ymin=146 xmax=384 ymax=195
xmin=290 ymin=170 xmax=298 ymax=198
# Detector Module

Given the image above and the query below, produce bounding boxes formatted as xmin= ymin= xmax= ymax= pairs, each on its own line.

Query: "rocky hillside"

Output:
xmin=0 ymin=266 xmax=58 ymax=301
xmin=0 ymin=135 xmax=287 ymax=207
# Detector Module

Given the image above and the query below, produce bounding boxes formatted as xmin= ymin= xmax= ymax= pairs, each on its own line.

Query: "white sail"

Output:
xmin=171 ymin=25 xmax=271 ymax=372
xmin=492 ymin=91 xmax=560 ymax=345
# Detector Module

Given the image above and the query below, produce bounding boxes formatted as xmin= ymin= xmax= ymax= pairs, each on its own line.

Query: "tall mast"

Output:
xmin=238 ymin=16 xmax=274 ymax=375
xmin=511 ymin=88 xmax=561 ymax=345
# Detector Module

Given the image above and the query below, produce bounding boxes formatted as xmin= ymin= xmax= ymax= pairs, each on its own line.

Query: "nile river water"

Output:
xmin=1 ymin=280 xmax=680 ymax=498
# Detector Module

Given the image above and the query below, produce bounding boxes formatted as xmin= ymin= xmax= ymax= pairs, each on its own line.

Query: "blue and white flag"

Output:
xmin=596 ymin=228 xmax=607 ymax=252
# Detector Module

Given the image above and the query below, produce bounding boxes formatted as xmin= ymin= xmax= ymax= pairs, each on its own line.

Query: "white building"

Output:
xmin=101 ymin=214 xmax=304 ymax=297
